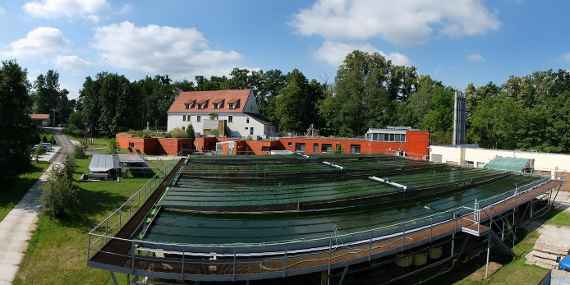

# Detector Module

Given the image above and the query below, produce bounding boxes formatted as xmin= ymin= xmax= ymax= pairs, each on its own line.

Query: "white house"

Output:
xmin=167 ymin=89 xmax=276 ymax=138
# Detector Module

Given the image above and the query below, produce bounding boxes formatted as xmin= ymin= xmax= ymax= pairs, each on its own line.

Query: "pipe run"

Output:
xmin=369 ymin=176 xmax=408 ymax=191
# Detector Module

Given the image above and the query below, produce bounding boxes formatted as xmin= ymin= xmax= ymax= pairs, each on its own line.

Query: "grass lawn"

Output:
xmin=70 ymin=136 xmax=128 ymax=155
xmin=0 ymin=162 xmax=50 ymax=222
xmin=545 ymin=209 xmax=570 ymax=227
xmin=13 ymin=157 xmax=167 ymax=285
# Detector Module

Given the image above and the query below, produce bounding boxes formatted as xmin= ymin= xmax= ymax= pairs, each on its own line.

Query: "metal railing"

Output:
xmin=87 ymin=175 xmax=556 ymax=279
xmin=87 ymin=160 xmax=179 ymax=260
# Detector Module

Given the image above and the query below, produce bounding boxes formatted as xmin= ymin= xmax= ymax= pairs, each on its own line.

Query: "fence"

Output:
xmin=87 ymin=159 xmax=179 ymax=260
xmin=87 ymin=175 xmax=558 ymax=280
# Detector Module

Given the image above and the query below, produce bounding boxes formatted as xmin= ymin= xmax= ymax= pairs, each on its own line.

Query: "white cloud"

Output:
xmin=466 ymin=53 xmax=485 ymax=62
xmin=293 ymin=0 xmax=500 ymax=45
xmin=23 ymin=0 xmax=108 ymax=20
xmin=55 ymin=55 xmax=91 ymax=71
xmin=92 ymin=21 xmax=242 ymax=79
xmin=0 ymin=27 xmax=69 ymax=59
xmin=316 ymin=41 xmax=410 ymax=66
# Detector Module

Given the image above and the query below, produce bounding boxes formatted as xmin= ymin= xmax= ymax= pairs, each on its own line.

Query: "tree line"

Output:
xmin=4 ymin=50 xmax=570 ymax=177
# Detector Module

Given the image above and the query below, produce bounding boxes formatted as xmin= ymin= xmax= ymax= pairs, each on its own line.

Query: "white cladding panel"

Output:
xmin=430 ymin=145 xmax=570 ymax=172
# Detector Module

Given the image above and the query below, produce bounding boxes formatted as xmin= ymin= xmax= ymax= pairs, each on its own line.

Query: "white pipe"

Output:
xmin=369 ymin=176 xmax=408 ymax=190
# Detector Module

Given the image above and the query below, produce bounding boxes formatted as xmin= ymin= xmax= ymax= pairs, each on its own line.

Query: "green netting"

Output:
xmin=484 ymin=156 xmax=532 ymax=174
xmin=143 ymin=174 xmax=542 ymax=253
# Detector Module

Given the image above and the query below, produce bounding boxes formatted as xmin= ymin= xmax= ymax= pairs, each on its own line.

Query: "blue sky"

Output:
xmin=1 ymin=0 xmax=570 ymax=98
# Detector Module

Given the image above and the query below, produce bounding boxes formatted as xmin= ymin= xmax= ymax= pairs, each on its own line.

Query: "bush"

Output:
xmin=32 ymin=146 xmax=46 ymax=162
xmin=169 ymin=128 xmax=188 ymax=138
xmin=108 ymin=138 xmax=117 ymax=154
xmin=41 ymin=155 xmax=78 ymax=218
xmin=73 ymin=144 xmax=86 ymax=159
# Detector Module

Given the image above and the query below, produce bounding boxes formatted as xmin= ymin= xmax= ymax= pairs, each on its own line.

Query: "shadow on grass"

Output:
xmin=56 ymin=186 xmax=127 ymax=229
xmin=0 ymin=164 xmax=47 ymax=212
xmin=424 ymin=226 xmax=539 ymax=285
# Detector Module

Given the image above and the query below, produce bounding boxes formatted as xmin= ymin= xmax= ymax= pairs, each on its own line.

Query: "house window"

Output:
xmin=182 ymin=115 xmax=186 ymax=121
xmin=321 ymin=144 xmax=332 ymax=153
xmin=228 ymin=116 xmax=233 ymax=123
xmin=250 ymin=127 xmax=254 ymax=135
xmin=313 ymin=143 xmax=319 ymax=153
xmin=295 ymin=143 xmax=306 ymax=152
xmin=336 ymin=144 xmax=342 ymax=153
xmin=246 ymin=117 xmax=250 ymax=124
xmin=287 ymin=142 xmax=292 ymax=146
xmin=184 ymin=103 xmax=190 ymax=109
xmin=350 ymin=144 xmax=361 ymax=154
xmin=197 ymin=115 xmax=201 ymax=122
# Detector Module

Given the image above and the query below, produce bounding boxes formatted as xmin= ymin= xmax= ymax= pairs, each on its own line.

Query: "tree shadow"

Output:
xmin=57 ymin=186 xmax=127 ymax=229
xmin=0 ymin=164 xmax=47 ymax=211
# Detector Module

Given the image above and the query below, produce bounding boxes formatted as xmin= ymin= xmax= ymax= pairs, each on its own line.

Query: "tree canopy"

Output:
xmin=0 ymin=61 xmax=35 ymax=176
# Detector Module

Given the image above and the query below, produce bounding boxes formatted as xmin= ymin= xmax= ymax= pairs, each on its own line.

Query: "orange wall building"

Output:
xmin=116 ymin=128 xmax=430 ymax=159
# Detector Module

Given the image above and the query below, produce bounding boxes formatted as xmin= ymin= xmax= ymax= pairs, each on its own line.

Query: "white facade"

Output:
xmin=167 ymin=113 xmax=274 ymax=138
xmin=430 ymin=145 xmax=570 ymax=172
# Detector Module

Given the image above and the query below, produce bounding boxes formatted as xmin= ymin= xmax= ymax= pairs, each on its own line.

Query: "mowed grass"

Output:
xmin=0 ymin=162 xmax=49 ymax=222
xmin=449 ymin=225 xmax=554 ymax=285
xmin=71 ymin=136 xmax=128 ymax=155
xmin=545 ymin=209 xmax=570 ymax=227
xmin=13 ymin=157 xmax=165 ymax=285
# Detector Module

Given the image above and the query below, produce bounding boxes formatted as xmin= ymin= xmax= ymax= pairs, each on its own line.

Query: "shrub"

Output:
xmin=32 ymin=146 xmax=46 ymax=162
xmin=169 ymin=128 xmax=188 ymax=138
xmin=41 ymin=155 xmax=79 ymax=218
xmin=73 ymin=144 xmax=86 ymax=159
xmin=108 ymin=138 xmax=117 ymax=154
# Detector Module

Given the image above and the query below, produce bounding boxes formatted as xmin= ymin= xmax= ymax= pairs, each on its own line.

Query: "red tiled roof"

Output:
xmin=30 ymin=113 xmax=49 ymax=120
xmin=168 ymin=89 xmax=251 ymax=113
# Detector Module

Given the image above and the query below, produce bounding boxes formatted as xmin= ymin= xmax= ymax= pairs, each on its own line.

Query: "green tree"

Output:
xmin=186 ymin=124 xmax=195 ymax=139
xmin=274 ymin=69 xmax=322 ymax=133
xmin=41 ymin=155 xmax=78 ymax=218
xmin=0 ymin=61 xmax=35 ymax=176
xmin=320 ymin=51 xmax=417 ymax=136
xmin=32 ymin=70 xmax=72 ymax=125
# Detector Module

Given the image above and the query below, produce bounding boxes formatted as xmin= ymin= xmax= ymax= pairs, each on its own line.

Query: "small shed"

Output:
xmin=484 ymin=156 xmax=534 ymax=174
xmin=89 ymin=154 xmax=121 ymax=180
xmin=118 ymin=154 xmax=152 ymax=176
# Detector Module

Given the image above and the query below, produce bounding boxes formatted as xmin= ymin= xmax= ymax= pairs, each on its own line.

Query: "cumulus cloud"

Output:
xmin=55 ymin=55 xmax=91 ymax=71
xmin=92 ymin=21 xmax=242 ymax=78
xmin=23 ymin=0 xmax=108 ymax=20
xmin=466 ymin=53 xmax=485 ymax=62
xmin=293 ymin=0 xmax=500 ymax=45
xmin=316 ymin=41 xmax=410 ymax=66
xmin=0 ymin=27 xmax=69 ymax=59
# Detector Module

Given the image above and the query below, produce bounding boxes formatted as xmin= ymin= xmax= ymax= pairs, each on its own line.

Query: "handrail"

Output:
xmin=88 ymin=176 xmax=554 ymax=258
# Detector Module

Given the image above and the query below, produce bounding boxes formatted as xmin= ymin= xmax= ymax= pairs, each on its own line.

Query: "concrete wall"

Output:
xmin=430 ymin=145 xmax=570 ymax=172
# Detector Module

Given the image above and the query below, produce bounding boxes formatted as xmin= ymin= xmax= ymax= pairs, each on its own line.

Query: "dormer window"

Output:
xmin=213 ymin=99 xmax=224 ymax=110
xmin=228 ymin=99 xmax=240 ymax=110
xmin=197 ymin=99 xmax=208 ymax=110
xmin=185 ymin=100 xmax=196 ymax=109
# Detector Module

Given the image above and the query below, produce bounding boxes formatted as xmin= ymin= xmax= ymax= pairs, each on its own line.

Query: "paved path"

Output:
xmin=0 ymin=132 xmax=73 ymax=284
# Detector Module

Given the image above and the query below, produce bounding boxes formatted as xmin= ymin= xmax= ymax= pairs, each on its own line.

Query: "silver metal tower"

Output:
xmin=452 ymin=91 xmax=466 ymax=145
